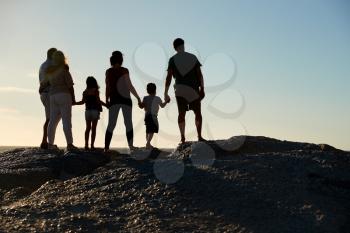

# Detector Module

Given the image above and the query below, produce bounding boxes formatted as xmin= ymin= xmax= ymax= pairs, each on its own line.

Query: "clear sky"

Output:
xmin=0 ymin=0 xmax=349 ymax=150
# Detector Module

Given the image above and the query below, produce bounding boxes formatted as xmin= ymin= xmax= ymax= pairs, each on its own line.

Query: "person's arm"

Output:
xmin=74 ymin=100 xmax=84 ymax=105
xmin=100 ymin=100 xmax=108 ymax=107
xmin=65 ymin=71 xmax=76 ymax=104
xmin=164 ymin=69 xmax=173 ymax=102
xmin=39 ymin=70 xmax=48 ymax=86
xmin=139 ymin=99 xmax=145 ymax=109
xmin=69 ymin=87 xmax=76 ymax=104
xmin=105 ymin=71 xmax=110 ymax=106
xmin=159 ymin=97 xmax=168 ymax=108
xmin=74 ymin=92 xmax=85 ymax=105
xmin=138 ymin=97 xmax=145 ymax=109
xmin=39 ymin=64 xmax=48 ymax=83
xmin=39 ymin=65 xmax=50 ymax=92
xmin=39 ymin=77 xmax=49 ymax=93
xmin=196 ymin=66 xmax=205 ymax=100
xmin=125 ymin=73 xmax=141 ymax=104
xmin=96 ymin=91 xmax=108 ymax=107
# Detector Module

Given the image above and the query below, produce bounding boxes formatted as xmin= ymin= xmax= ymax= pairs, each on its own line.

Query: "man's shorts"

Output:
xmin=145 ymin=114 xmax=159 ymax=133
xmin=40 ymin=93 xmax=50 ymax=119
xmin=85 ymin=110 xmax=100 ymax=121
xmin=175 ymin=96 xmax=201 ymax=113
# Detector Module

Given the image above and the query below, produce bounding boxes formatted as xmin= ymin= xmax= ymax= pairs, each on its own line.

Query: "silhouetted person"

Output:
xmin=164 ymin=38 xmax=205 ymax=143
xmin=39 ymin=47 xmax=57 ymax=149
xmin=139 ymin=83 xmax=169 ymax=149
xmin=104 ymin=51 xmax=141 ymax=152
xmin=46 ymin=51 xmax=78 ymax=151
xmin=75 ymin=76 xmax=107 ymax=150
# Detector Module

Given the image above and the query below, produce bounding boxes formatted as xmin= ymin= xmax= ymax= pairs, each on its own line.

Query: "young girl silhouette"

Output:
xmin=76 ymin=76 xmax=107 ymax=150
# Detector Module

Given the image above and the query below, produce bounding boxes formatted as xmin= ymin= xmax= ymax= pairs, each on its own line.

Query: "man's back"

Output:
xmin=39 ymin=60 xmax=52 ymax=93
xmin=168 ymin=52 xmax=201 ymax=90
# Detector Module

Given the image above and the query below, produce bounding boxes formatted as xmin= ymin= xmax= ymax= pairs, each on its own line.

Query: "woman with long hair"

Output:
xmin=104 ymin=51 xmax=141 ymax=152
xmin=46 ymin=51 xmax=78 ymax=151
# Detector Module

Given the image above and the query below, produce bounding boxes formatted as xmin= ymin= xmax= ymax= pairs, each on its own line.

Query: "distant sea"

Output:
xmin=0 ymin=146 xmax=19 ymax=153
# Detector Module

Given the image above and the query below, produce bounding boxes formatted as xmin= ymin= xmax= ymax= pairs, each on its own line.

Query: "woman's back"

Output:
xmin=106 ymin=67 xmax=131 ymax=105
xmin=49 ymin=68 xmax=74 ymax=95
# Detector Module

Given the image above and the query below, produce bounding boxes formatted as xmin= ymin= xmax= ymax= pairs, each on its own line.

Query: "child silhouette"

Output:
xmin=75 ymin=76 xmax=107 ymax=150
xmin=139 ymin=83 xmax=169 ymax=149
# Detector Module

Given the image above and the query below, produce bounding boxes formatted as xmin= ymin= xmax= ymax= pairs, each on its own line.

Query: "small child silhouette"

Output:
xmin=139 ymin=83 xmax=169 ymax=149
xmin=75 ymin=76 xmax=107 ymax=150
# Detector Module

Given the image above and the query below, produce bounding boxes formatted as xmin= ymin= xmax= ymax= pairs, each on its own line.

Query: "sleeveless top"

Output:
xmin=105 ymin=67 xmax=132 ymax=106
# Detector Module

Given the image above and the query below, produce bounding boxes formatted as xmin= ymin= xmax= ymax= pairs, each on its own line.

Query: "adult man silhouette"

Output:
xmin=38 ymin=47 xmax=57 ymax=149
xmin=164 ymin=38 xmax=205 ymax=143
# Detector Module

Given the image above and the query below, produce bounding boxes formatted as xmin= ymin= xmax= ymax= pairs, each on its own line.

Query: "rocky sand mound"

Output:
xmin=0 ymin=136 xmax=349 ymax=232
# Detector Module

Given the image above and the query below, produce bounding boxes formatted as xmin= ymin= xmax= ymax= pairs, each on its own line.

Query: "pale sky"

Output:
xmin=0 ymin=0 xmax=349 ymax=150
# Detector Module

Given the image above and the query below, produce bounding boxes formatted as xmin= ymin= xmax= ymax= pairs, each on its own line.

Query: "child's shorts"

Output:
xmin=85 ymin=110 xmax=100 ymax=121
xmin=145 ymin=114 xmax=159 ymax=133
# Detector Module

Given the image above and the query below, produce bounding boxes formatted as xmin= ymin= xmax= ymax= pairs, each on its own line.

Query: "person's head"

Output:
xmin=110 ymin=51 xmax=123 ymax=66
xmin=46 ymin=50 xmax=67 ymax=74
xmin=173 ymin=38 xmax=185 ymax=52
xmin=86 ymin=76 xmax=99 ymax=89
xmin=147 ymin=83 xmax=156 ymax=95
xmin=47 ymin=48 xmax=57 ymax=60
xmin=52 ymin=50 xmax=67 ymax=67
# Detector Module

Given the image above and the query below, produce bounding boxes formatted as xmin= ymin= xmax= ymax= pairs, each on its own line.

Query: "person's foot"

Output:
xmin=84 ymin=145 xmax=89 ymax=150
xmin=198 ymin=136 xmax=207 ymax=142
xmin=40 ymin=142 xmax=48 ymax=149
xmin=146 ymin=143 xmax=153 ymax=150
xmin=91 ymin=146 xmax=96 ymax=151
xmin=180 ymin=135 xmax=186 ymax=144
xmin=129 ymin=145 xmax=138 ymax=152
xmin=48 ymin=144 xmax=59 ymax=150
xmin=67 ymin=144 xmax=79 ymax=152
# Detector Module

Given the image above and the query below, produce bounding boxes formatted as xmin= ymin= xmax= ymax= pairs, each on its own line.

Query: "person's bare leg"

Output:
xmin=146 ymin=133 xmax=154 ymax=149
xmin=194 ymin=109 xmax=206 ymax=141
xmin=194 ymin=109 xmax=204 ymax=141
xmin=146 ymin=133 xmax=150 ymax=148
xmin=47 ymin=98 xmax=61 ymax=146
xmin=85 ymin=120 xmax=92 ymax=150
xmin=41 ymin=119 xmax=49 ymax=147
xmin=91 ymin=120 xmax=98 ymax=149
xmin=122 ymin=105 xmax=134 ymax=149
xmin=178 ymin=111 xmax=186 ymax=143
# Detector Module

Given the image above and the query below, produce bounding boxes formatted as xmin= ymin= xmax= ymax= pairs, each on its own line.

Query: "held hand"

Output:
xmin=137 ymin=97 xmax=144 ymax=109
xmin=164 ymin=93 xmax=171 ymax=103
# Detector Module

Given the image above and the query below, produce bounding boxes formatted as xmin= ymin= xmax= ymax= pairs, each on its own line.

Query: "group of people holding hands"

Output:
xmin=38 ymin=38 xmax=205 ymax=152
